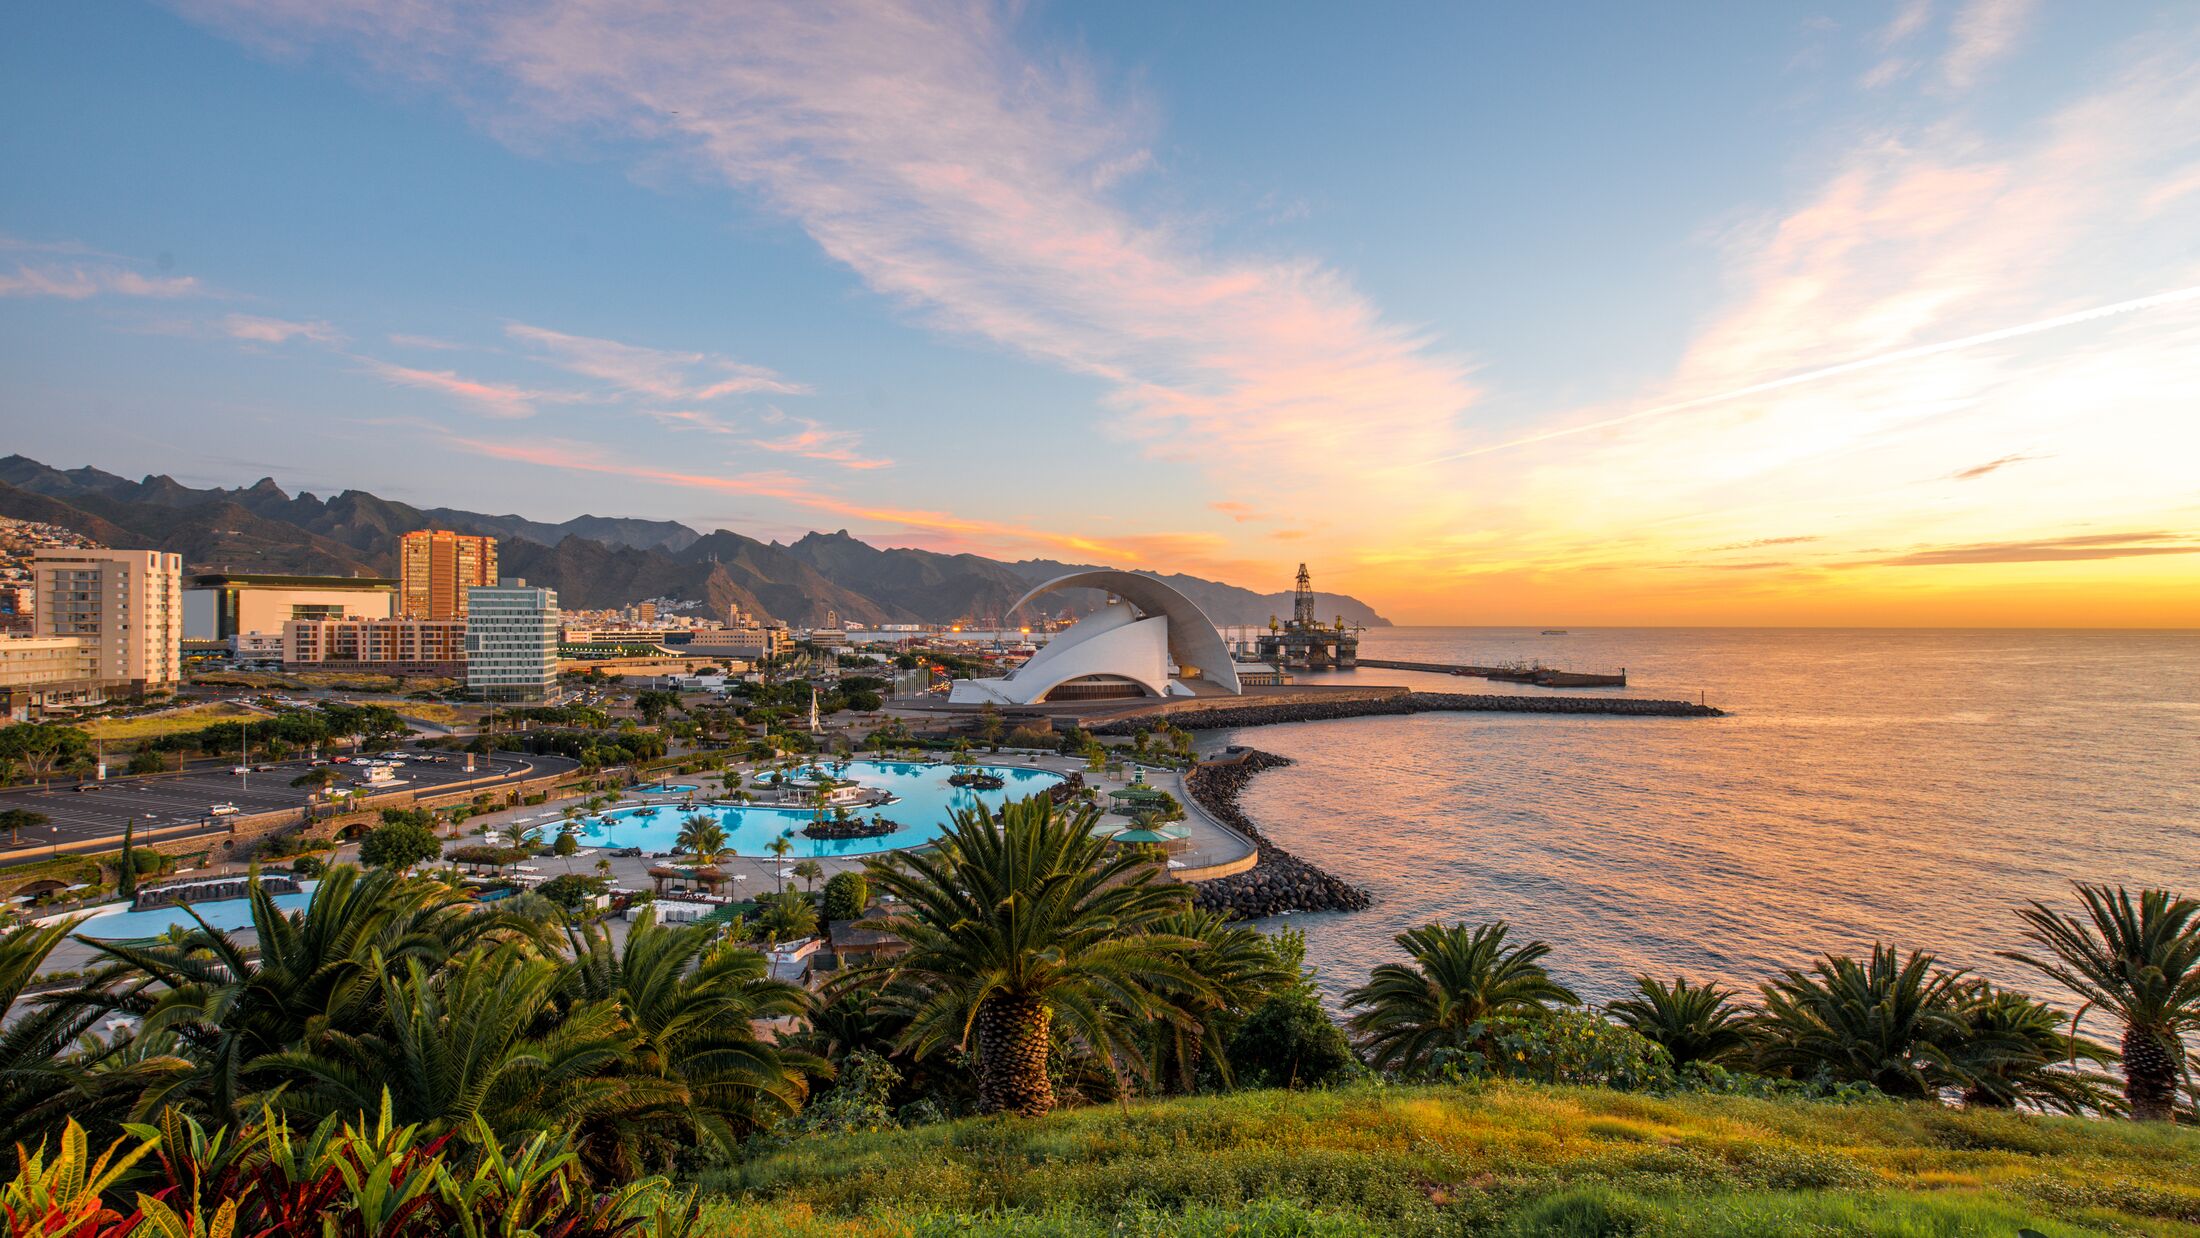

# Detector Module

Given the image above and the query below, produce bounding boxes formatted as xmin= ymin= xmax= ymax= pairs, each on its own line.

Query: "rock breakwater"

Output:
xmin=1184 ymin=750 xmax=1372 ymax=920
xmin=1096 ymin=690 xmax=1719 ymax=734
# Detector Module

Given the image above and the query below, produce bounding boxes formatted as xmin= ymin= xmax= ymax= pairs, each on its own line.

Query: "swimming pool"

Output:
xmin=580 ymin=760 xmax=1064 ymax=857
xmin=73 ymin=881 xmax=320 ymax=941
xmin=634 ymin=782 xmax=701 ymax=794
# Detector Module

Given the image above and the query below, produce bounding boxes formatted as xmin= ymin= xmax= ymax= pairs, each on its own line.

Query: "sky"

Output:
xmin=2 ymin=2 xmax=2197 ymax=627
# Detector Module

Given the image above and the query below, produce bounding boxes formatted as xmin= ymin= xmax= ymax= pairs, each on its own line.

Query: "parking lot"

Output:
xmin=0 ymin=749 xmax=579 ymax=861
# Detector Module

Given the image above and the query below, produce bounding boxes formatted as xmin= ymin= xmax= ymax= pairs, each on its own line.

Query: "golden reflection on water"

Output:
xmin=1221 ymin=627 xmax=2200 ymax=1004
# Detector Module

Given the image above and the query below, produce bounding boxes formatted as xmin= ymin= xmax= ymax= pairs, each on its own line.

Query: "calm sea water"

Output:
xmin=1215 ymin=627 xmax=2200 ymax=1005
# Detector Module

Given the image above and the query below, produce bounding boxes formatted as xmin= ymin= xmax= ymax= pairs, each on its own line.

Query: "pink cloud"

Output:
xmin=170 ymin=0 xmax=1476 ymax=511
xmin=224 ymin=313 xmax=344 ymax=344
xmin=747 ymin=413 xmax=892 ymax=470
xmin=505 ymin=322 xmax=808 ymax=401
xmin=0 ymin=263 xmax=200 ymax=300
xmin=387 ymin=331 xmax=466 ymax=350
xmin=1943 ymin=0 xmax=2035 ymax=89
xmin=356 ymin=357 xmax=586 ymax=419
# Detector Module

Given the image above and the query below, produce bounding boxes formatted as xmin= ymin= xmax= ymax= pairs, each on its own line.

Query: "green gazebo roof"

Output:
xmin=1113 ymin=824 xmax=1190 ymax=844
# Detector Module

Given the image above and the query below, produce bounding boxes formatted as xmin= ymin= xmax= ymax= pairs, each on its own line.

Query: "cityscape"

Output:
xmin=1 ymin=3 xmax=2195 ymax=1235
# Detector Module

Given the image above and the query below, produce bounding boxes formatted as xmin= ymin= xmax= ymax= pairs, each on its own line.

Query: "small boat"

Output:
xmin=1540 ymin=629 xmax=1569 ymax=635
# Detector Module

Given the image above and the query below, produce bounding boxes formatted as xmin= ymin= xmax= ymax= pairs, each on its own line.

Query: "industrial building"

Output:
xmin=183 ymin=572 xmax=397 ymax=640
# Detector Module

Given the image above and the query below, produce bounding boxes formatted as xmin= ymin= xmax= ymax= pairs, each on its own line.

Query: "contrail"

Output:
xmin=1432 ymin=284 xmax=2200 ymax=463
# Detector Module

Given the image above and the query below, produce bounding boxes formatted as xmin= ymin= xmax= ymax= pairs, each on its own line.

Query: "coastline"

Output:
xmin=1093 ymin=688 xmax=1720 ymax=735
xmin=1182 ymin=749 xmax=1372 ymax=919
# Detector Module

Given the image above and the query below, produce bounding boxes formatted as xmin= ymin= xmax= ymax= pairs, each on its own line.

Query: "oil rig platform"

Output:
xmin=1242 ymin=564 xmax=1360 ymax=671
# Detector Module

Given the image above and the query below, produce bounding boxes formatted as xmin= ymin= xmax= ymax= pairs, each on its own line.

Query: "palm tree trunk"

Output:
xmin=976 ymin=994 xmax=1054 ymax=1116
xmin=2123 ymin=1025 xmax=2180 ymax=1120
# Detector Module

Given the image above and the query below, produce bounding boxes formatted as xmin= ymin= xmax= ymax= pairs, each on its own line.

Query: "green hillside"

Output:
xmin=697 ymin=1082 xmax=2200 ymax=1236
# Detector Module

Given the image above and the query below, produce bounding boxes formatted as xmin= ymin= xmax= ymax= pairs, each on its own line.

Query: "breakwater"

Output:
xmin=1356 ymin=658 xmax=1626 ymax=688
xmin=1183 ymin=750 xmax=1372 ymax=920
xmin=1095 ymin=690 xmax=1720 ymax=734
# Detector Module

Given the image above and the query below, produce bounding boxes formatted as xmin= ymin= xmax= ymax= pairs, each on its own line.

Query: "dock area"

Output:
xmin=1355 ymin=658 xmax=1627 ymax=688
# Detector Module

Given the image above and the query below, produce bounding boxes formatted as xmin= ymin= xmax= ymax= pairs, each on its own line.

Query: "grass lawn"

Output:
xmin=80 ymin=701 xmax=257 ymax=741
xmin=696 ymin=1082 xmax=2200 ymax=1236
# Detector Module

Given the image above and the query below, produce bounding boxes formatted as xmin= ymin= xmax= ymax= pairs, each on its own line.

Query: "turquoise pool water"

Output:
xmin=74 ymin=882 xmax=320 ymax=941
xmin=579 ymin=760 xmax=1063 ymax=857
xmin=636 ymin=782 xmax=701 ymax=794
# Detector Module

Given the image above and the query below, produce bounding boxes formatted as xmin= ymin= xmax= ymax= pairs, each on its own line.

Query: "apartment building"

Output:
xmin=465 ymin=579 xmax=559 ymax=702
xmin=398 ymin=530 xmax=498 ymax=620
xmin=0 ymin=634 xmax=102 ymax=720
xmin=32 ymin=548 xmax=183 ymax=695
xmin=283 ymin=616 xmax=467 ymax=676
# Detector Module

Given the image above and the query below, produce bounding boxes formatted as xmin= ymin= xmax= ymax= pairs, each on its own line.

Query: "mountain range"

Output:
xmin=0 ymin=455 xmax=1389 ymax=629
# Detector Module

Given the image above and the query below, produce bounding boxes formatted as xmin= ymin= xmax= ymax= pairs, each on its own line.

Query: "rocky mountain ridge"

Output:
xmin=0 ymin=455 xmax=1391 ymax=629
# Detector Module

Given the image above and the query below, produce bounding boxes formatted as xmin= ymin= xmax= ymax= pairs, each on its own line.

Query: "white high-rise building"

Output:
xmin=465 ymin=578 xmax=559 ymax=702
xmin=32 ymin=548 xmax=184 ymax=695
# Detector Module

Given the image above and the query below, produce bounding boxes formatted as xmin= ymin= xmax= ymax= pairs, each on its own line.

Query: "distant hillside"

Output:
xmin=0 ymin=454 xmax=1392 ymax=628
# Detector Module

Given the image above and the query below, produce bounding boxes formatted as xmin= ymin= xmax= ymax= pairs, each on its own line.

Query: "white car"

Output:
xmin=209 ymin=803 xmax=240 ymax=817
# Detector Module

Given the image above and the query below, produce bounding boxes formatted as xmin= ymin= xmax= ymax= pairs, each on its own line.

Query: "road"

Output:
xmin=0 ymin=749 xmax=579 ymax=863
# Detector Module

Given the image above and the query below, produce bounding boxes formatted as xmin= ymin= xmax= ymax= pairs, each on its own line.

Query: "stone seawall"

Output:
xmin=1183 ymin=751 xmax=1372 ymax=920
xmin=1096 ymin=690 xmax=1719 ymax=734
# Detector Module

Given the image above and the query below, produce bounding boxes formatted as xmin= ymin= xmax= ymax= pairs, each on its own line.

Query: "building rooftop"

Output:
xmin=189 ymin=573 xmax=397 ymax=589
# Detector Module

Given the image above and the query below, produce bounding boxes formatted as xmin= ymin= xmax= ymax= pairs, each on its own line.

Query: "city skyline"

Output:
xmin=4 ymin=3 xmax=2198 ymax=626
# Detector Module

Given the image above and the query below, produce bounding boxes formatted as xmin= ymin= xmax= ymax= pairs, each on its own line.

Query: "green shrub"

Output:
xmin=1226 ymin=988 xmax=1360 ymax=1090
xmin=822 ymin=871 xmax=869 ymax=922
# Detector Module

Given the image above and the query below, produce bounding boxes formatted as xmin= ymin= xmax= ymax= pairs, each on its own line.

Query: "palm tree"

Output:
xmin=792 ymin=859 xmax=824 ymax=894
xmin=264 ymin=944 xmax=651 ymax=1144
xmin=2005 ymin=883 xmax=2200 ymax=1121
xmin=862 ymin=797 xmax=1208 ymax=1116
xmin=1607 ymin=975 xmax=1752 ymax=1066
xmin=82 ymin=866 xmax=530 ymax=1123
xmin=674 ymin=814 xmax=727 ymax=865
xmin=1141 ymin=907 xmax=1292 ymax=1093
xmin=560 ymin=912 xmax=822 ymax=1173
xmin=1343 ymin=922 xmax=1578 ymax=1075
xmin=1 ymin=920 xmax=186 ymax=1160
xmin=1948 ymin=979 xmax=2121 ymax=1115
xmin=1752 ymin=945 xmax=1968 ymax=1100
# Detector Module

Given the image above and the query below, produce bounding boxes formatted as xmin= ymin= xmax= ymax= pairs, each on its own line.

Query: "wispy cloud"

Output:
xmin=505 ymin=323 xmax=807 ymax=401
xmin=443 ymin=432 xmax=1127 ymax=560
xmin=356 ymin=357 xmax=586 ymax=419
xmin=387 ymin=331 xmax=466 ymax=350
xmin=1710 ymin=535 xmax=1821 ymax=551
xmin=0 ymin=263 xmax=200 ymax=300
xmin=1943 ymin=0 xmax=2035 ymax=89
xmin=1210 ymin=500 xmax=1267 ymax=523
xmin=1868 ymin=531 xmax=2200 ymax=566
xmin=173 ymin=0 xmax=1476 ymax=510
xmin=224 ymin=313 xmax=344 ymax=345
xmin=746 ymin=412 xmax=892 ymax=470
xmin=1947 ymin=452 xmax=2042 ymax=480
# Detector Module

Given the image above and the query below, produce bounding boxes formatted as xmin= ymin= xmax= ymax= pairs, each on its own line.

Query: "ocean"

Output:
xmin=1212 ymin=627 xmax=2200 ymax=1005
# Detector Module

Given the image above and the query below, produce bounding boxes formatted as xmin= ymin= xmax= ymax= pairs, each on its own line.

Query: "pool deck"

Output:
xmin=19 ymin=750 xmax=1258 ymax=982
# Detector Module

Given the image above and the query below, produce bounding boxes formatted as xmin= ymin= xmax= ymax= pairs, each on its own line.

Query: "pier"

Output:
xmin=1356 ymin=658 xmax=1628 ymax=688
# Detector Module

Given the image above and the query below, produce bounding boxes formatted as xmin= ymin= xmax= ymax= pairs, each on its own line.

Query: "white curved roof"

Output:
xmin=1011 ymin=570 xmax=1241 ymax=696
